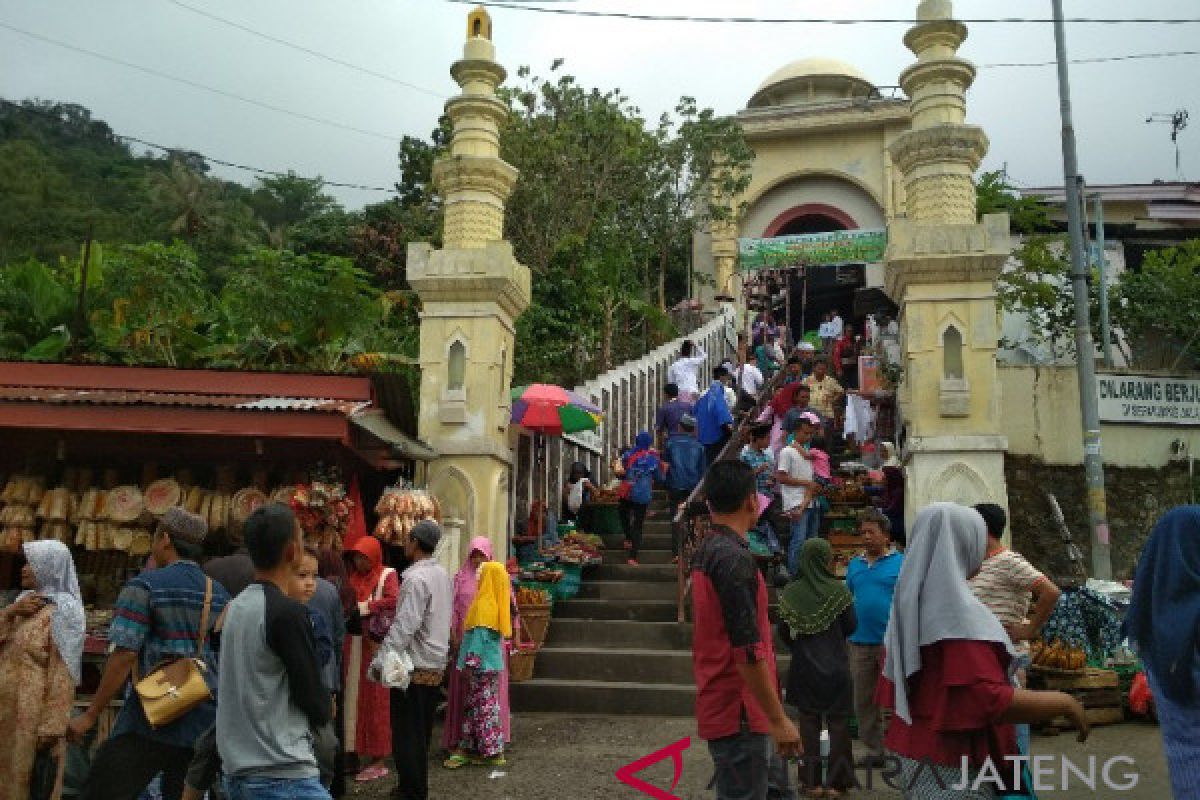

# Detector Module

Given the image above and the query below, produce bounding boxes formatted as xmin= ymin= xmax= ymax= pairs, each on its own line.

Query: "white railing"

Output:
xmin=510 ymin=306 xmax=739 ymax=533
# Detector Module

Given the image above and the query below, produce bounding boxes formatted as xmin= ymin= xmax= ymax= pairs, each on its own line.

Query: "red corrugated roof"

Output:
xmin=0 ymin=361 xmax=374 ymax=402
xmin=0 ymin=361 xmax=374 ymax=441
xmin=0 ymin=385 xmax=369 ymax=416
xmin=0 ymin=362 xmax=436 ymax=463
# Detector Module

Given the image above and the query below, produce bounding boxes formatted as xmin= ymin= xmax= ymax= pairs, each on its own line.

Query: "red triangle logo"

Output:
xmin=615 ymin=736 xmax=691 ymax=799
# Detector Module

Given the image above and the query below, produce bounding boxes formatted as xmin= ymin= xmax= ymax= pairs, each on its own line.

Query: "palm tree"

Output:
xmin=146 ymin=159 xmax=223 ymax=239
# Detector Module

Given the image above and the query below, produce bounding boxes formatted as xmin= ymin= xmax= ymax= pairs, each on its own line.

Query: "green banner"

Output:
xmin=738 ymin=228 xmax=887 ymax=270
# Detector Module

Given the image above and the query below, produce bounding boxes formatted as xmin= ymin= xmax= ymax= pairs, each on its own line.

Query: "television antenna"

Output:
xmin=1146 ymin=109 xmax=1190 ymax=179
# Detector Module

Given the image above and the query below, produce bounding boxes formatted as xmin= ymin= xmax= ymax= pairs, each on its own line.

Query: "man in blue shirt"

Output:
xmin=844 ymin=509 xmax=903 ymax=768
xmin=72 ymin=507 xmax=231 ymax=800
xmin=661 ymin=414 xmax=706 ymax=560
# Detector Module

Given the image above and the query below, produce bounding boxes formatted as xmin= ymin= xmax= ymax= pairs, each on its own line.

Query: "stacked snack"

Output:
xmin=373 ymin=488 xmax=442 ymax=547
xmin=230 ymin=487 xmax=270 ymax=546
xmin=103 ymin=485 xmax=148 ymax=555
xmin=35 ymin=487 xmax=76 ymax=544
xmin=0 ymin=475 xmax=43 ymax=552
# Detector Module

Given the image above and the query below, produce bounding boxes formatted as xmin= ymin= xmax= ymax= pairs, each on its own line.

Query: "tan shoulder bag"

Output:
xmin=133 ymin=577 xmax=214 ymax=729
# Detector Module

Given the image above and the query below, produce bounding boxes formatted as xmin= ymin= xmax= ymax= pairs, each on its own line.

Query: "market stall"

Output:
xmin=0 ymin=361 xmax=437 ymax=699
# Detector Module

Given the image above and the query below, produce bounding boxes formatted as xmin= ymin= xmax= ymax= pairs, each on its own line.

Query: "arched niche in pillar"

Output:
xmin=440 ymin=334 xmax=469 ymax=424
xmin=928 ymin=461 xmax=992 ymax=507
xmin=942 ymin=324 xmax=964 ymax=379
xmin=448 ymin=340 xmax=466 ymax=391
xmin=430 ymin=464 xmax=476 ymax=538
xmin=938 ymin=317 xmax=969 ymax=417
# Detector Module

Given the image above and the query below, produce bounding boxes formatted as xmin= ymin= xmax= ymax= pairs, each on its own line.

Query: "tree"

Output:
xmin=978 ymin=171 xmax=1100 ymax=360
xmin=146 ymin=159 xmax=226 ymax=240
xmin=1112 ymin=240 xmax=1200 ymax=369
xmin=646 ymin=97 xmax=753 ymax=309
xmin=0 ymin=258 xmax=75 ymax=359
xmin=248 ymin=172 xmax=336 ymax=249
xmin=976 ymin=170 xmax=1049 ymax=235
xmin=210 ymin=249 xmax=408 ymax=372
xmin=487 ymin=63 xmax=743 ymax=383
xmin=90 ymin=242 xmax=214 ymax=367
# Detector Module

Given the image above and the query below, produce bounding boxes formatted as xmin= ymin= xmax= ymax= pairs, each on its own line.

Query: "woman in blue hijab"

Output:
xmin=1125 ymin=505 xmax=1200 ymax=799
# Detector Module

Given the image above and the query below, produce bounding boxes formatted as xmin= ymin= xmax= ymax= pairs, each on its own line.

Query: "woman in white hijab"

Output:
xmin=876 ymin=503 xmax=1087 ymax=799
xmin=0 ymin=540 xmax=85 ymax=800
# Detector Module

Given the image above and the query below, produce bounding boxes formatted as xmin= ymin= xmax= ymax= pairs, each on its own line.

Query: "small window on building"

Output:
xmin=473 ymin=17 xmax=482 ymax=36
xmin=943 ymin=325 xmax=964 ymax=380
xmin=448 ymin=341 xmax=466 ymax=391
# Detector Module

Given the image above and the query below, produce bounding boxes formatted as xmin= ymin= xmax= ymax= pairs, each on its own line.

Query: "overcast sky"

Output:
xmin=1 ymin=0 xmax=1197 ymax=208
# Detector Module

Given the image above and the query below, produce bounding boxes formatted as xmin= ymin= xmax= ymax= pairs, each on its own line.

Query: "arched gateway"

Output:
xmin=696 ymin=57 xmax=910 ymax=338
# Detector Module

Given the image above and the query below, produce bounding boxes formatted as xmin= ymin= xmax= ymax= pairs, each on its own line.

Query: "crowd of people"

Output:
xmin=0 ymin=503 xmax=514 ymax=800
xmin=600 ymin=326 xmax=887 ymax=574
xmin=690 ymin=456 xmax=1200 ymax=799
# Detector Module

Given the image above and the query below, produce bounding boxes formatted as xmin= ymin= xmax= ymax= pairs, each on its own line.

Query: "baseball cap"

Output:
xmin=410 ymin=520 xmax=442 ymax=551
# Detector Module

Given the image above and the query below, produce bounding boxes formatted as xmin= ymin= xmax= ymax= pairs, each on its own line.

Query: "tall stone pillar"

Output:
xmin=408 ymin=7 xmax=531 ymax=563
xmin=886 ymin=0 xmax=1011 ymax=521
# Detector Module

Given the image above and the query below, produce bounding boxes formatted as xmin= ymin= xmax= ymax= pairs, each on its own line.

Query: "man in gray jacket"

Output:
xmin=372 ymin=520 xmax=452 ymax=800
xmin=217 ymin=504 xmax=332 ymax=800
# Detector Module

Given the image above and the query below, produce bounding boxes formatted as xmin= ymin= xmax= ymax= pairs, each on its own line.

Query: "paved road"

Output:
xmin=352 ymin=713 xmax=1166 ymax=799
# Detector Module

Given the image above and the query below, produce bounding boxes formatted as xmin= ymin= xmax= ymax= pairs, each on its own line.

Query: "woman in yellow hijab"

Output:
xmin=444 ymin=561 xmax=512 ymax=769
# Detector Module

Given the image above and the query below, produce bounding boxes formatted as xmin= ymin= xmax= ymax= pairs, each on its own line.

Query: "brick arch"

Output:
xmin=764 ymin=203 xmax=859 ymax=237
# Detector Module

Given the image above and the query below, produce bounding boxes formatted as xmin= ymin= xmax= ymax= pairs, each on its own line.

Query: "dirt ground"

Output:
xmin=351 ymin=713 xmax=1167 ymax=799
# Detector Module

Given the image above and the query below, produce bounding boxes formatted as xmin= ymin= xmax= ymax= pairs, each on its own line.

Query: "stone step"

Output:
xmin=537 ymin=646 xmax=692 ymax=683
xmin=601 ymin=549 xmax=674 ymax=565
xmin=545 ymin=619 xmax=693 ymax=649
xmin=536 ymin=645 xmax=793 ymax=684
xmin=575 ymin=579 xmax=678 ymax=601
xmin=509 ymin=678 xmax=696 ymax=716
xmin=590 ymin=563 xmax=677 ymax=581
xmin=554 ymin=597 xmax=680 ymax=622
xmin=599 ymin=520 xmax=674 ymax=539
xmin=602 ymin=533 xmax=674 ymax=550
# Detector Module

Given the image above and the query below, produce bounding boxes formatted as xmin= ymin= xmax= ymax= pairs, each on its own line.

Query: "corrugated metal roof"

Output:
xmin=0 ymin=385 xmax=370 ymax=416
xmin=350 ymin=410 xmax=438 ymax=462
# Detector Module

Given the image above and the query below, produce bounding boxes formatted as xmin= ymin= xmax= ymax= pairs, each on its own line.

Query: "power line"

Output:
xmin=981 ymin=50 xmax=1200 ymax=68
xmin=446 ymin=0 xmax=1200 ymax=25
xmin=0 ymin=21 xmax=400 ymax=142
xmin=162 ymin=0 xmax=447 ymax=100
xmin=0 ymin=99 xmax=402 ymax=193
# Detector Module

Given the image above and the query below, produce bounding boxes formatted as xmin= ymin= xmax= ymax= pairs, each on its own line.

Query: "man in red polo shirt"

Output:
xmin=692 ymin=460 xmax=801 ymax=799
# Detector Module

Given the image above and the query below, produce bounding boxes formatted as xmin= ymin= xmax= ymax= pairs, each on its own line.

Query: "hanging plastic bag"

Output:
xmin=1129 ymin=671 xmax=1153 ymax=716
xmin=368 ymin=646 xmax=414 ymax=690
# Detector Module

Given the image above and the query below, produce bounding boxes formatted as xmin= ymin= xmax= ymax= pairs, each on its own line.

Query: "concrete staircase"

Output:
xmin=510 ymin=490 xmax=699 ymax=715
xmin=511 ymin=493 xmax=787 ymax=716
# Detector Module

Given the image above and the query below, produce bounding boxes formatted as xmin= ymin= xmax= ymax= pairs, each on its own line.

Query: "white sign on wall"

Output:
xmin=1096 ymin=374 xmax=1200 ymax=425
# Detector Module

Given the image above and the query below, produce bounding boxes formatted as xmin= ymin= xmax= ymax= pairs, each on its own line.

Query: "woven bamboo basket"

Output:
xmin=510 ymin=648 xmax=537 ymax=683
xmin=519 ymin=602 xmax=552 ymax=646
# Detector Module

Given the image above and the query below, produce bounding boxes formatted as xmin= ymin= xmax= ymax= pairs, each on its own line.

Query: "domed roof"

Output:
xmin=749 ymin=58 xmax=875 ymax=108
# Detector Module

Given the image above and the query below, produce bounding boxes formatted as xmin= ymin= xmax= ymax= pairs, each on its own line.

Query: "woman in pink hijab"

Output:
xmin=443 ymin=536 xmax=512 ymax=752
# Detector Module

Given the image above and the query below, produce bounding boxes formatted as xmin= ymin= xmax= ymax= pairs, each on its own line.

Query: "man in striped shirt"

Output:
xmin=968 ymin=503 xmax=1062 ymax=653
xmin=968 ymin=503 xmax=1063 ymax=754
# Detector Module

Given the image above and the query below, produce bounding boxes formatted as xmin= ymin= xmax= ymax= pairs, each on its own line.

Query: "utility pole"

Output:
xmin=1053 ymin=0 xmax=1111 ymax=580
xmin=1092 ymin=195 xmax=1114 ymax=367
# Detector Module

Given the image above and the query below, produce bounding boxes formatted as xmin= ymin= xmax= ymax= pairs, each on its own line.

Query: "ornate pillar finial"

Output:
xmin=889 ymin=0 xmax=985 ymax=224
xmin=407 ymin=9 xmax=531 ymax=562
xmin=434 ymin=7 xmax=517 ymax=249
